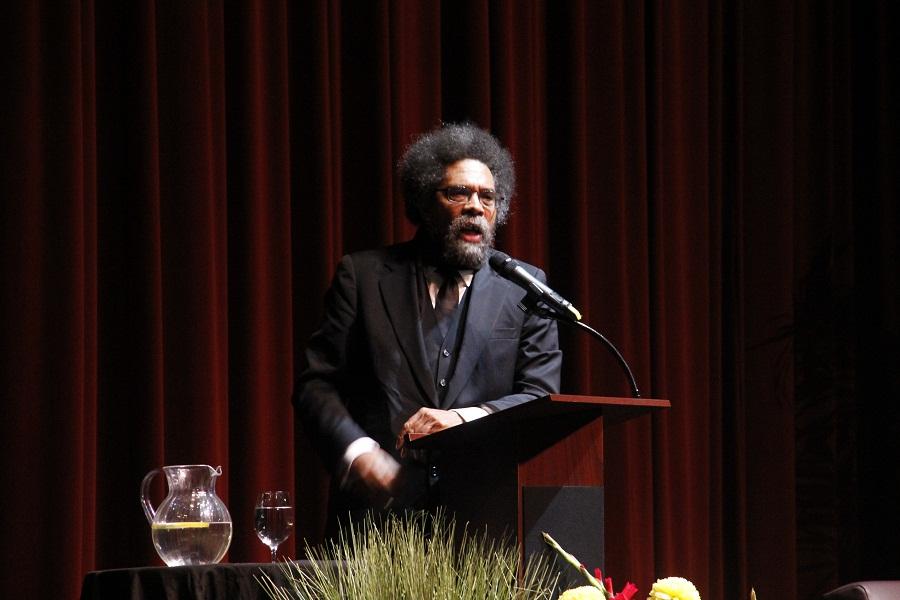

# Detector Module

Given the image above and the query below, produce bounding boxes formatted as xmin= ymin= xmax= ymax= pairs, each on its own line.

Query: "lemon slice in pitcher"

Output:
xmin=151 ymin=521 xmax=211 ymax=530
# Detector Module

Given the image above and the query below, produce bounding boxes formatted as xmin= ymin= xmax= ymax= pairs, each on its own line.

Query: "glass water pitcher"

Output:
xmin=140 ymin=464 xmax=233 ymax=566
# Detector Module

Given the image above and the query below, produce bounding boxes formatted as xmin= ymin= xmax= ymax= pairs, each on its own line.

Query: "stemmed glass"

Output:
xmin=254 ymin=490 xmax=295 ymax=562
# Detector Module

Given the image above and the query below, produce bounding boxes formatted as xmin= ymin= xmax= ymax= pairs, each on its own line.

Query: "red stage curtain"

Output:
xmin=0 ymin=2 xmax=897 ymax=599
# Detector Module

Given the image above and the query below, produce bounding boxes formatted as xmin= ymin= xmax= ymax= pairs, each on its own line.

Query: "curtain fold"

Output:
xmin=0 ymin=2 xmax=897 ymax=599
xmin=222 ymin=0 xmax=296 ymax=562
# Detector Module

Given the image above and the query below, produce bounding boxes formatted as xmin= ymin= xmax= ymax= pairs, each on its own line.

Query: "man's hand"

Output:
xmin=395 ymin=407 xmax=464 ymax=450
xmin=346 ymin=448 xmax=403 ymax=505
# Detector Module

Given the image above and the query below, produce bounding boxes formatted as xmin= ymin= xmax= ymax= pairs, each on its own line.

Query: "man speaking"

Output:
xmin=294 ymin=123 xmax=562 ymax=530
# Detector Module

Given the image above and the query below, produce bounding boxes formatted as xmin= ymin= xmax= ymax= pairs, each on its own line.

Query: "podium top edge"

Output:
xmin=544 ymin=394 xmax=671 ymax=409
xmin=406 ymin=394 xmax=669 ymax=449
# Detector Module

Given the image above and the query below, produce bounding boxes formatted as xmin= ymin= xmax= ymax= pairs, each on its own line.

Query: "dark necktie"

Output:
xmin=434 ymin=269 xmax=459 ymax=336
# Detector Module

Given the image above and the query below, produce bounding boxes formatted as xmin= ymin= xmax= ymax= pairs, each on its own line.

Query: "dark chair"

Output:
xmin=823 ymin=581 xmax=900 ymax=600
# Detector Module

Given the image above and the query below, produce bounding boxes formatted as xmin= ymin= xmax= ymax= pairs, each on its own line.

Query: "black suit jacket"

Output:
xmin=294 ymin=240 xmax=562 ymax=496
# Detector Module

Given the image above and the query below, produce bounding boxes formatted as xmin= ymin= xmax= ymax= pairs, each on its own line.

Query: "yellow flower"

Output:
xmin=560 ymin=586 xmax=608 ymax=600
xmin=647 ymin=577 xmax=701 ymax=600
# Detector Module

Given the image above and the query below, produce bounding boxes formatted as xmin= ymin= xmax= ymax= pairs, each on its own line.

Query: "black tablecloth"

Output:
xmin=79 ymin=562 xmax=311 ymax=600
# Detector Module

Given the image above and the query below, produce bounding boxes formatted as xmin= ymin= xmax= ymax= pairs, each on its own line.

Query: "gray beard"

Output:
xmin=430 ymin=215 xmax=495 ymax=269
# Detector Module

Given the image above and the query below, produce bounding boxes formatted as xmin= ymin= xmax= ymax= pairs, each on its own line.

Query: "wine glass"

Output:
xmin=254 ymin=490 xmax=295 ymax=562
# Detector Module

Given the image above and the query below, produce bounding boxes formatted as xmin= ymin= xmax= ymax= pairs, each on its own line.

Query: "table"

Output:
xmin=79 ymin=562 xmax=309 ymax=600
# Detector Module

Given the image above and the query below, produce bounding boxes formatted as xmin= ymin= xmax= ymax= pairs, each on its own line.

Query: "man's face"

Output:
xmin=424 ymin=159 xmax=498 ymax=268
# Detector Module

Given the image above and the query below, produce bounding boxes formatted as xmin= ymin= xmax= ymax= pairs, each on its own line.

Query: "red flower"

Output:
xmin=594 ymin=567 xmax=638 ymax=600
xmin=612 ymin=581 xmax=639 ymax=600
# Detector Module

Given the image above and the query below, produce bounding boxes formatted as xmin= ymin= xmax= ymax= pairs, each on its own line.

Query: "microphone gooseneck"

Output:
xmin=489 ymin=251 xmax=641 ymax=398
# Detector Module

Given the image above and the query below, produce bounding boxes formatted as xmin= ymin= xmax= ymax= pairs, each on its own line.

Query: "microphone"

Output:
xmin=489 ymin=252 xmax=582 ymax=322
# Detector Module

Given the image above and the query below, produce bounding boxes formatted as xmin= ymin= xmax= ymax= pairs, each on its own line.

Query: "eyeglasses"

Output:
xmin=436 ymin=186 xmax=499 ymax=208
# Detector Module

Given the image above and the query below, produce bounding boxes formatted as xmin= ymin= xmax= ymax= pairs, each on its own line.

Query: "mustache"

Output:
xmin=449 ymin=215 xmax=491 ymax=236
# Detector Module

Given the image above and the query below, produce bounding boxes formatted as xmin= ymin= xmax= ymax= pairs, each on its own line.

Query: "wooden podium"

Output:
xmin=407 ymin=394 xmax=669 ymax=568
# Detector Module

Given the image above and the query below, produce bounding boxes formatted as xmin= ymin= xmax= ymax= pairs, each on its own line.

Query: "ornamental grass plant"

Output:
xmin=258 ymin=511 xmax=558 ymax=600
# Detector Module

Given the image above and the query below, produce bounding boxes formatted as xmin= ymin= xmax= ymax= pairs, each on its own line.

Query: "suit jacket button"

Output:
xmin=439 ymin=378 xmax=447 ymax=387
xmin=442 ymin=348 xmax=451 ymax=357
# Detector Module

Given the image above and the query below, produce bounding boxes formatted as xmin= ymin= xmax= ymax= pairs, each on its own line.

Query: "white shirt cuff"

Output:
xmin=451 ymin=406 xmax=489 ymax=422
xmin=340 ymin=436 xmax=380 ymax=488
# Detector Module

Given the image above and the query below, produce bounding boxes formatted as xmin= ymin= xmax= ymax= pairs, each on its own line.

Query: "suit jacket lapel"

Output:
xmin=379 ymin=251 xmax=438 ymax=407
xmin=441 ymin=265 xmax=506 ymax=408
